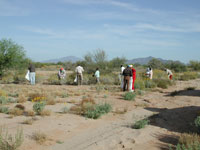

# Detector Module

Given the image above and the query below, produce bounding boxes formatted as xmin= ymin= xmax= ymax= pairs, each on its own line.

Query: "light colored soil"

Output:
xmin=0 ymin=79 xmax=200 ymax=150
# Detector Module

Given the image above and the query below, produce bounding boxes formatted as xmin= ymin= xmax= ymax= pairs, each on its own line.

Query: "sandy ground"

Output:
xmin=0 ymin=79 xmax=200 ymax=150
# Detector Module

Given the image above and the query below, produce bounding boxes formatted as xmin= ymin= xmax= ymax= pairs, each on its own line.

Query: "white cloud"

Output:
xmin=0 ymin=0 xmax=30 ymax=16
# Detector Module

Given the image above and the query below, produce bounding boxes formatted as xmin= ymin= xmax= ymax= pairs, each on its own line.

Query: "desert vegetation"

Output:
xmin=0 ymin=38 xmax=200 ymax=150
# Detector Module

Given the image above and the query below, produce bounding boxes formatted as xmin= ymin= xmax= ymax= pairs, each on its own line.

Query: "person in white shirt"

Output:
xmin=58 ymin=68 xmax=66 ymax=80
xmin=146 ymin=67 xmax=153 ymax=79
xmin=94 ymin=68 xmax=100 ymax=84
xmin=120 ymin=65 xmax=125 ymax=89
xmin=75 ymin=65 xmax=84 ymax=85
xmin=165 ymin=68 xmax=173 ymax=80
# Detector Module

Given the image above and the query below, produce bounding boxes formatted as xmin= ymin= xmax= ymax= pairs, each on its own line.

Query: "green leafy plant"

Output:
xmin=132 ymin=118 xmax=149 ymax=129
xmin=0 ymin=106 xmax=9 ymax=114
xmin=0 ymin=96 xmax=8 ymax=105
xmin=84 ymin=103 xmax=112 ymax=119
xmin=123 ymin=92 xmax=136 ymax=101
xmin=33 ymin=102 xmax=46 ymax=115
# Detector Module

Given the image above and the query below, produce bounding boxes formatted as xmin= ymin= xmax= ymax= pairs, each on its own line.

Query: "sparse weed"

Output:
xmin=62 ymin=106 xmax=69 ymax=114
xmin=32 ymin=131 xmax=47 ymax=144
xmin=17 ymin=95 xmax=26 ymax=103
xmin=25 ymin=110 xmax=35 ymax=116
xmin=22 ymin=119 xmax=34 ymax=125
xmin=9 ymin=108 xmax=24 ymax=116
xmin=123 ymin=92 xmax=136 ymax=101
xmin=132 ymin=118 xmax=149 ymax=129
xmin=40 ymin=109 xmax=51 ymax=116
xmin=0 ymin=126 xmax=24 ymax=150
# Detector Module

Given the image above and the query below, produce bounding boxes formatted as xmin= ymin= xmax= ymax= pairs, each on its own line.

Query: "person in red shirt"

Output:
xmin=130 ymin=65 xmax=136 ymax=91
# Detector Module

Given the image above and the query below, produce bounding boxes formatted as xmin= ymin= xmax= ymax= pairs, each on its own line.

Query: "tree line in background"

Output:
xmin=0 ymin=38 xmax=200 ymax=79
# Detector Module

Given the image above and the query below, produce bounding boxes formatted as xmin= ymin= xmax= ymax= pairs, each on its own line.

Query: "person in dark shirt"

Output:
xmin=28 ymin=63 xmax=36 ymax=85
xmin=122 ymin=66 xmax=133 ymax=91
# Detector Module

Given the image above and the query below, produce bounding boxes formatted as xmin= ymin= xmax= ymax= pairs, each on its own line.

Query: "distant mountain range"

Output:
xmin=42 ymin=56 xmax=174 ymax=65
xmin=42 ymin=56 xmax=82 ymax=63
xmin=127 ymin=56 xmax=172 ymax=65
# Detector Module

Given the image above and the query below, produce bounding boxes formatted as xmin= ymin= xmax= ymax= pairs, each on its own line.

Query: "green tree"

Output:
xmin=109 ymin=57 xmax=127 ymax=68
xmin=165 ymin=61 xmax=187 ymax=72
xmin=0 ymin=39 xmax=27 ymax=77
xmin=189 ymin=60 xmax=200 ymax=71
xmin=148 ymin=58 xmax=164 ymax=69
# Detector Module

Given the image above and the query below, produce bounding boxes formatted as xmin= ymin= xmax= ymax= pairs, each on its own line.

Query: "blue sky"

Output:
xmin=0 ymin=0 xmax=200 ymax=63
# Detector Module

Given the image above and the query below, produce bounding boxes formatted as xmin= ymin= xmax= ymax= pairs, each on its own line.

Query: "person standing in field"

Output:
xmin=75 ymin=64 xmax=84 ymax=85
xmin=120 ymin=65 xmax=125 ymax=89
xmin=94 ymin=68 xmax=100 ymax=84
xmin=122 ymin=65 xmax=133 ymax=91
xmin=165 ymin=68 xmax=173 ymax=80
xmin=130 ymin=65 xmax=136 ymax=92
xmin=146 ymin=67 xmax=153 ymax=79
xmin=58 ymin=68 xmax=66 ymax=80
xmin=28 ymin=63 xmax=36 ymax=85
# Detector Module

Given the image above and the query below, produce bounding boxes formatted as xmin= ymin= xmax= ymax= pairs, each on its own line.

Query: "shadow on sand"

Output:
xmin=145 ymin=106 xmax=200 ymax=149
xmin=165 ymin=90 xmax=200 ymax=97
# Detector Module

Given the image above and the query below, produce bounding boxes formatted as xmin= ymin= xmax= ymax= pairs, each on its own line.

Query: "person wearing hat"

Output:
xmin=122 ymin=65 xmax=133 ymax=91
xmin=58 ymin=67 xmax=66 ymax=80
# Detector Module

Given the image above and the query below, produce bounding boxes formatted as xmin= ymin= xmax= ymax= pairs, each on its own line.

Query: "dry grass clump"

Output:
xmin=46 ymin=98 xmax=56 ymax=105
xmin=0 ymin=90 xmax=7 ymax=97
xmin=172 ymin=133 xmax=200 ymax=149
xmin=0 ymin=126 xmax=24 ymax=150
xmin=32 ymin=131 xmax=47 ymax=144
xmin=40 ymin=109 xmax=51 ymax=116
xmin=25 ymin=110 xmax=35 ymax=116
xmin=15 ymin=104 xmax=25 ymax=111
xmin=17 ymin=95 xmax=27 ymax=103
xmin=114 ymin=107 xmax=128 ymax=114
xmin=9 ymin=108 xmax=24 ymax=116
xmin=22 ymin=118 xmax=34 ymax=125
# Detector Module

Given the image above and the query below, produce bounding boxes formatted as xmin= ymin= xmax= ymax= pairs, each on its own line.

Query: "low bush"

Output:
xmin=0 ymin=96 xmax=8 ymax=105
xmin=153 ymin=78 xmax=172 ymax=89
xmin=33 ymin=102 xmax=46 ymax=115
xmin=0 ymin=106 xmax=9 ymax=114
xmin=179 ymin=72 xmax=199 ymax=81
xmin=134 ymin=80 xmax=145 ymax=90
xmin=9 ymin=108 xmax=24 ymax=116
xmin=47 ymin=74 xmax=64 ymax=85
xmin=132 ymin=118 xmax=149 ymax=129
xmin=172 ymin=133 xmax=200 ymax=150
xmin=40 ymin=109 xmax=51 ymax=116
xmin=84 ymin=103 xmax=112 ymax=119
xmin=144 ymin=80 xmax=156 ymax=88
xmin=123 ymin=92 xmax=136 ymax=101
xmin=0 ymin=126 xmax=24 ymax=150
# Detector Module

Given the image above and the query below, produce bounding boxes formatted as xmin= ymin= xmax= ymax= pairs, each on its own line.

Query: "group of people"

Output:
xmin=120 ymin=65 xmax=136 ymax=92
xmin=26 ymin=63 xmax=173 ymax=88
xmin=120 ymin=65 xmax=173 ymax=92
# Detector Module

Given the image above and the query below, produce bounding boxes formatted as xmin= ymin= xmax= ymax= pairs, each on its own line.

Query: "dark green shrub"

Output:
xmin=123 ymin=92 xmax=136 ymax=101
xmin=0 ymin=106 xmax=9 ymax=114
xmin=33 ymin=102 xmax=46 ymax=114
xmin=132 ymin=119 xmax=149 ymax=129
xmin=179 ymin=72 xmax=198 ymax=81
xmin=153 ymin=78 xmax=172 ymax=89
